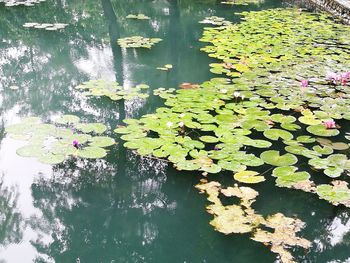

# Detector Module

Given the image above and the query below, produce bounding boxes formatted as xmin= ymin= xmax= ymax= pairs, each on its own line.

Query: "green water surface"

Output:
xmin=0 ymin=0 xmax=349 ymax=262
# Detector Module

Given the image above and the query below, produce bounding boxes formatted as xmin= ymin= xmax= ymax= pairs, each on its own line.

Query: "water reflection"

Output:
xmin=0 ymin=176 xmax=24 ymax=247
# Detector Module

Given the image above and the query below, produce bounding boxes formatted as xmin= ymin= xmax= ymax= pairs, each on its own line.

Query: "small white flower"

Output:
xmin=179 ymin=113 xmax=185 ymax=118
xmin=233 ymin=92 xmax=240 ymax=97
xmin=220 ymin=89 xmax=228 ymax=94
xmin=166 ymin=121 xmax=173 ymax=128
xmin=179 ymin=121 xmax=184 ymax=127
xmin=241 ymin=95 xmax=245 ymax=100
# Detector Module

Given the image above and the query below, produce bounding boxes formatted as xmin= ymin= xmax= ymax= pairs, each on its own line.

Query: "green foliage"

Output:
xmin=75 ymin=79 xmax=149 ymax=101
xmin=117 ymin=36 xmax=162 ymax=48
xmin=6 ymin=115 xmax=115 ymax=165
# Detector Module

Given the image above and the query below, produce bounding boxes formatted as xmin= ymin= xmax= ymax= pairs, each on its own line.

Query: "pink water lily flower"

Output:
xmin=300 ymin=79 xmax=308 ymax=88
xmin=73 ymin=139 xmax=79 ymax=148
xmin=323 ymin=120 xmax=336 ymax=129
xmin=341 ymin=72 xmax=350 ymax=80
xmin=327 ymin=72 xmax=342 ymax=84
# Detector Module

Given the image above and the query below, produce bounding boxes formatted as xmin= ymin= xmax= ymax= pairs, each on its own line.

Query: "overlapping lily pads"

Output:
xmin=117 ymin=36 xmax=162 ymax=48
xmin=6 ymin=115 xmax=115 ymax=164
xmin=75 ymin=79 xmax=149 ymax=101
xmin=199 ymin=16 xmax=232 ymax=26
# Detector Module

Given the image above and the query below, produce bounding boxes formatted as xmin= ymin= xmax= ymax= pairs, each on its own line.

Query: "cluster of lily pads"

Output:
xmin=23 ymin=22 xmax=68 ymax=31
xmin=74 ymin=79 xmax=149 ymax=101
xmin=126 ymin=14 xmax=150 ymax=20
xmin=199 ymin=16 xmax=232 ymax=26
xmin=5 ymin=115 xmax=115 ymax=165
xmin=196 ymin=180 xmax=311 ymax=263
xmin=0 ymin=0 xmax=45 ymax=7
xmin=117 ymin=36 xmax=162 ymax=49
xmin=221 ymin=0 xmax=263 ymax=5
xmin=115 ymin=9 xmax=350 ymax=261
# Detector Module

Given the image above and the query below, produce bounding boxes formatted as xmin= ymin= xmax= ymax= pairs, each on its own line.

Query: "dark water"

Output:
xmin=0 ymin=0 xmax=349 ymax=262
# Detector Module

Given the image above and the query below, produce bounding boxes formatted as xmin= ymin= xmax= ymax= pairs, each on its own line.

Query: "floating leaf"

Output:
xmin=234 ymin=170 xmax=265 ymax=184
xmin=76 ymin=146 xmax=107 ymax=159
xmin=56 ymin=114 xmax=80 ymax=124
xmin=263 ymin=129 xmax=293 ymax=141
xmin=260 ymin=150 xmax=298 ymax=166
xmin=316 ymin=181 xmax=350 ymax=206
xmin=307 ymin=125 xmax=339 ymax=137
xmin=38 ymin=153 xmax=65 ymax=165
xmin=117 ymin=36 xmax=162 ymax=49
xmin=89 ymin=136 xmax=116 ymax=147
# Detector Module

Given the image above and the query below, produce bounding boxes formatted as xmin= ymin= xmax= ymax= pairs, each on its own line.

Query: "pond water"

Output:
xmin=0 ymin=0 xmax=349 ymax=262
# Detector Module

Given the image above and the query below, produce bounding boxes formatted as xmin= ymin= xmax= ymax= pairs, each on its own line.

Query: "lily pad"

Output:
xmin=233 ymin=170 xmax=265 ymax=184
xmin=260 ymin=150 xmax=298 ymax=166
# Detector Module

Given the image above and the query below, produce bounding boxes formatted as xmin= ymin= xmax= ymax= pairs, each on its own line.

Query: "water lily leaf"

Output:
xmin=75 ymin=123 xmax=107 ymax=134
xmin=280 ymin=123 xmax=301 ymax=131
xmin=175 ymin=160 xmax=201 ymax=171
xmin=89 ymin=136 xmax=116 ymax=147
xmin=234 ymin=170 xmax=265 ymax=184
xmin=183 ymin=140 xmax=205 ymax=149
xmin=38 ymin=153 xmax=65 ymax=165
xmin=201 ymin=164 xmax=222 ymax=174
xmin=16 ymin=144 xmax=47 ymax=158
xmin=56 ymin=114 xmax=80 ymax=124
xmin=245 ymin=139 xmax=272 ymax=148
xmin=270 ymin=114 xmax=296 ymax=124
xmin=263 ymin=129 xmax=293 ymax=141
xmin=312 ymin=145 xmax=333 ymax=155
xmin=218 ymin=160 xmax=247 ymax=172
xmin=298 ymin=116 xmax=322 ymax=125
xmin=117 ymin=36 xmax=162 ymax=48
xmin=260 ymin=150 xmax=298 ymax=166
xmin=307 ymin=125 xmax=339 ymax=137
xmin=316 ymin=181 xmax=350 ymax=205
xmin=296 ymin=136 xmax=315 ymax=144
xmin=324 ymin=167 xmax=344 ymax=178
xmin=76 ymin=146 xmax=107 ymax=159
xmin=329 ymin=142 xmax=349 ymax=150
xmin=199 ymin=135 xmax=219 ymax=143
